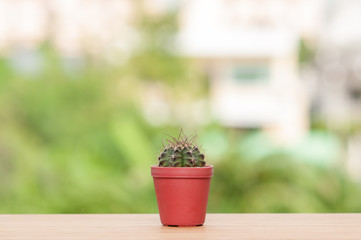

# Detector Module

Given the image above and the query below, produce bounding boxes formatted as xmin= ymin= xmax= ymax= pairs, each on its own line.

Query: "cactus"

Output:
xmin=158 ymin=131 xmax=206 ymax=167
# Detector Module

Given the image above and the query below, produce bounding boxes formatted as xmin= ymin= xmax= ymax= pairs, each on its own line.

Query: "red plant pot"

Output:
xmin=151 ymin=165 xmax=213 ymax=227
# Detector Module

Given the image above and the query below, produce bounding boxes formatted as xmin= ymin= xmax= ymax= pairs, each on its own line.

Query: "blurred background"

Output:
xmin=1 ymin=0 xmax=361 ymax=213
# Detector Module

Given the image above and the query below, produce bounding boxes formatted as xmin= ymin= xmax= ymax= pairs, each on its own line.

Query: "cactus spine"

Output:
xmin=158 ymin=131 xmax=206 ymax=167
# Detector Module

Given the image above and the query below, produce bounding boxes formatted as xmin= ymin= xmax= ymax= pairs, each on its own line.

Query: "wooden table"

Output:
xmin=1 ymin=214 xmax=360 ymax=239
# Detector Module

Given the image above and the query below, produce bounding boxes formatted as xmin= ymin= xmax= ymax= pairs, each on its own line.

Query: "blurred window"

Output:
xmin=231 ymin=64 xmax=269 ymax=84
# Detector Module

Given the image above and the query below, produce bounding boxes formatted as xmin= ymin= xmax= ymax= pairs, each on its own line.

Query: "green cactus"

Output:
xmin=158 ymin=131 xmax=206 ymax=167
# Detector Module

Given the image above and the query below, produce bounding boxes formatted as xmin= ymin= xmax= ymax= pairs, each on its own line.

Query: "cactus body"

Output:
xmin=158 ymin=132 xmax=206 ymax=167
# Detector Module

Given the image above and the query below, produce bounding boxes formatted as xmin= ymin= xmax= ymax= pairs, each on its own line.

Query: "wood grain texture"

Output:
xmin=0 ymin=214 xmax=361 ymax=240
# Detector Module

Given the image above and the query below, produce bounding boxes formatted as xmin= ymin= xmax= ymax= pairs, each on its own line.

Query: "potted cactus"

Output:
xmin=151 ymin=131 xmax=213 ymax=227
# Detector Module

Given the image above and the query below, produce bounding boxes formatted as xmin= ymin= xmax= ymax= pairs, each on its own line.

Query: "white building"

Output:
xmin=178 ymin=0 xmax=310 ymax=144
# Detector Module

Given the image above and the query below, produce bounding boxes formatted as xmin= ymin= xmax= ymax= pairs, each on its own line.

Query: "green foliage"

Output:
xmin=210 ymin=153 xmax=361 ymax=213
xmin=298 ymin=38 xmax=316 ymax=64
xmin=158 ymin=132 xmax=205 ymax=167
xmin=0 ymin=60 xmax=361 ymax=212
xmin=0 ymin=46 xmax=160 ymax=213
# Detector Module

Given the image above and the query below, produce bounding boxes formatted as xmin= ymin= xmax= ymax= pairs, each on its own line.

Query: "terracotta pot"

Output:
xmin=151 ymin=165 xmax=213 ymax=227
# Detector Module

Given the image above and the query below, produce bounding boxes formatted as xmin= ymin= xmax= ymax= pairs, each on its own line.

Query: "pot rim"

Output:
xmin=151 ymin=165 xmax=213 ymax=178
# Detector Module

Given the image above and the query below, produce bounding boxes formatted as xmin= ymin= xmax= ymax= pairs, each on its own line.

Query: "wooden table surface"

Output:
xmin=1 ymin=214 xmax=361 ymax=240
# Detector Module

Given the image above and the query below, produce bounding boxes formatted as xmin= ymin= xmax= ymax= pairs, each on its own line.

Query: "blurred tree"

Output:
xmin=298 ymin=38 xmax=316 ymax=64
xmin=127 ymin=3 xmax=207 ymax=98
